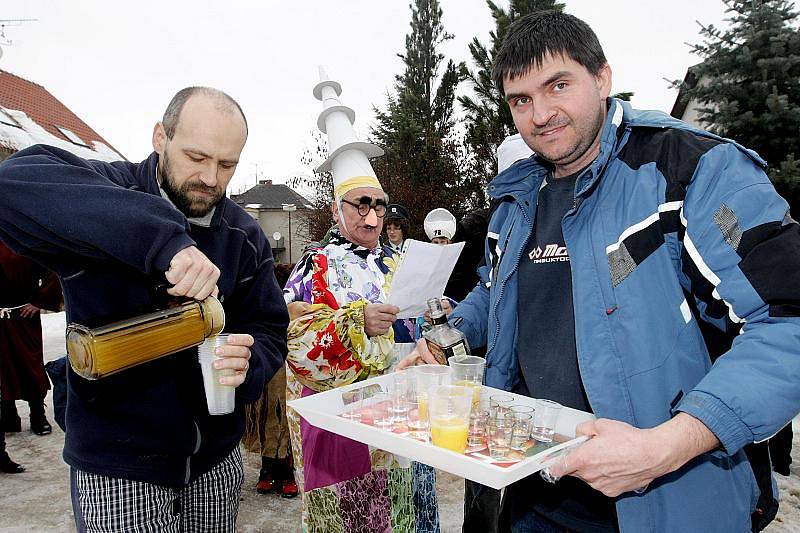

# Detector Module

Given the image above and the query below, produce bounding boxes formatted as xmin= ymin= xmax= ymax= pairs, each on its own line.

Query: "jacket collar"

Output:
xmin=138 ymin=152 xmax=228 ymax=230
xmin=328 ymin=229 xmax=383 ymax=260
xmin=489 ymin=98 xmax=768 ymax=204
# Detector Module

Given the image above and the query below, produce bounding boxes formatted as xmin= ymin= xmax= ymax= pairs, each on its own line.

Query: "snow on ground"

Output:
xmin=1 ymin=312 xmax=798 ymax=532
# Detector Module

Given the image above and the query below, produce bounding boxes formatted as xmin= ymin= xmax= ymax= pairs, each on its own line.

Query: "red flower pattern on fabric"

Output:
xmin=311 ymin=254 xmax=339 ymax=309
xmin=306 ymin=321 xmax=361 ymax=374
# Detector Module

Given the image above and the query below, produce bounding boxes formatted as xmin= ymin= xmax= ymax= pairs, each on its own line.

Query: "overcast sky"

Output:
xmin=3 ymin=0 xmax=736 ymax=193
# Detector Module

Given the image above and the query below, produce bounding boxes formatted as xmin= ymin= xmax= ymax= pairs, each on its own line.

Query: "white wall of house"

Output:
xmin=676 ymin=74 xmax=712 ymax=129
xmin=244 ymin=207 xmax=310 ymax=265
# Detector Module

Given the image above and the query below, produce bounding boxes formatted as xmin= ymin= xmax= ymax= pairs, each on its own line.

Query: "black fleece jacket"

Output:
xmin=0 ymin=144 xmax=288 ymax=486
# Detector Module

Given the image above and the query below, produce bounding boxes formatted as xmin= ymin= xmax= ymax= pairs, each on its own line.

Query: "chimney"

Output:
xmin=258 ymin=179 xmax=272 ymax=185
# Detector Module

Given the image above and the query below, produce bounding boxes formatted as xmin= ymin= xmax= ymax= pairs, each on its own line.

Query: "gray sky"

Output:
xmin=3 ymin=0 xmax=733 ymax=194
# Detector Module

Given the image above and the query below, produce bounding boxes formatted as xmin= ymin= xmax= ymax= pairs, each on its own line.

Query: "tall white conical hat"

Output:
xmin=424 ymin=208 xmax=457 ymax=241
xmin=313 ymin=66 xmax=384 ymax=199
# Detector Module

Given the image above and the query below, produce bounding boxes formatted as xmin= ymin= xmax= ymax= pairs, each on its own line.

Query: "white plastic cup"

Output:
xmin=198 ymin=335 xmax=235 ymax=415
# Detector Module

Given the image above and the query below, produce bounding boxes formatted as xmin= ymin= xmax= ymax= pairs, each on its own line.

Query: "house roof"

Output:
xmin=670 ymin=64 xmax=701 ymax=120
xmin=0 ymin=69 xmax=124 ymax=161
xmin=232 ymin=180 xmax=312 ymax=209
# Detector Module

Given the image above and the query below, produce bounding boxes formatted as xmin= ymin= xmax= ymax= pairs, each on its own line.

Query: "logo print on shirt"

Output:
xmin=528 ymin=244 xmax=570 ymax=263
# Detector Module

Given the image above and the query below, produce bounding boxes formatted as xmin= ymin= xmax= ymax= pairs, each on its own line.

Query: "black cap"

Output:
xmin=385 ymin=204 xmax=410 ymax=222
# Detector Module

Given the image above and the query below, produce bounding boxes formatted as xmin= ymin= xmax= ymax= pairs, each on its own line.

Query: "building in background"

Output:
xmin=670 ymin=65 xmax=706 ymax=127
xmin=232 ymin=179 xmax=312 ymax=264
xmin=0 ymin=69 xmax=124 ymax=162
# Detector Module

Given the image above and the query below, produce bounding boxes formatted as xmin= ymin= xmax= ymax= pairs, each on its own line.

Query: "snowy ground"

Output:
xmin=1 ymin=312 xmax=798 ymax=532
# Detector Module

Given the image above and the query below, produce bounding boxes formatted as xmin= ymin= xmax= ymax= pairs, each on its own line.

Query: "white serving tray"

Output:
xmin=288 ymin=372 xmax=594 ymax=489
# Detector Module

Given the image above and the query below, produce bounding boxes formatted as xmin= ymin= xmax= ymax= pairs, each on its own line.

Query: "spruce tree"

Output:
xmin=459 ymin=0 xmax=565 ymax=202
xmin=679 ymin=0 xmax=800 ymax=210
xmin=370 ymin=0 xmax=467 ymax=238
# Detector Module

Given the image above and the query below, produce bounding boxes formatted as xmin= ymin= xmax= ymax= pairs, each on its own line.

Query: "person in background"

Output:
xmin=445 ymin=210 xmax=490 ymax=305
xmin=0 ymin=418 xmax=24 ymax=473
xmin=243 ymin=262 xmax=298 ymax=499
xmin=424 ymin=208 xmax=457 ymax=245
xmin=0 ymin=86 xmax=289 ymax=531
xmin=384 ymin=203 xmax=410 ymax=254
xmin=283 ymin=177 xmax=439 ymax=531
xmin=0 ymin=240 xmax=63 ymax=437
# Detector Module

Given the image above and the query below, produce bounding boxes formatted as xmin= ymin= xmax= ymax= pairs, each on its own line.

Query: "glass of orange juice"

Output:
xmin=448 ymin=355 xmax=485 ymax=409
xmin=429 ymin=385 xmax=473 ymax=453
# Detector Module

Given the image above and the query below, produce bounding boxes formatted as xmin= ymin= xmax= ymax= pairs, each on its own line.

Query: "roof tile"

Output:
xmin=0 ymin=68 xmax=124 ymax=158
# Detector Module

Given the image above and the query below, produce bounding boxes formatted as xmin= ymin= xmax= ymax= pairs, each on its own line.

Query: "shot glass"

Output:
xmin=407 ymin=401 xmax=429 ymax=440
xmin=448 ymin=355 xmax=485 ymax=409
xmin=388 ymin=372 xmax=412 ymax=425
xmin=197 ymin=335 xmax=235 ymax=415
xmin=429 ymin=385 xmax=473 ymax=454
xmin=368 ymin=391 xmax=393 ymax=428
xmin=467 ymin=409 xmax=490 ymax=447
xmin=509 ymin=404 xmax=535 ymax=416
xmin=341 ymin=387 xmax=364 ymax=420
xmin=509 ymin=412 xmax=533 ymax=450
xmin=532 ymin=399 xmax=562 ymax=442
xmin=489 ymin=393 xmax=514 ymax=421
xmin=487 ymin=414 xmax=515 ymax=460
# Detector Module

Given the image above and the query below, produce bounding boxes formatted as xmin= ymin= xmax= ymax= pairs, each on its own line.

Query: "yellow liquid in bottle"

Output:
xmin=430 ymin=416 xmax=469 ymax=453
xmin=454 ymin=380 xmax=481 ymax=409
xmin=66 ymin=297 xmax=224 ymax=379
xmin=84 ymin=310 xmax=206 ymax=377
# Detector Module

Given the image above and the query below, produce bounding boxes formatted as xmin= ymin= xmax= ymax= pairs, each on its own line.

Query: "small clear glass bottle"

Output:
xmin=422 ymin=298 xmax=470 ymax=364
xmin=66 ymin=296 xmax=225 ymax=380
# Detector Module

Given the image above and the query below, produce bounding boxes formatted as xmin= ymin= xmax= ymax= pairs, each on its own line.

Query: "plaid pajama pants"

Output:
xmin=70 ymin=447 xmax=244 ymax=532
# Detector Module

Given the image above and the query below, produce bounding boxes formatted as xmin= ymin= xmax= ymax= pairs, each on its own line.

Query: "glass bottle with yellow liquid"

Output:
xmin=66 ymin=296 xmax=225 ymax=380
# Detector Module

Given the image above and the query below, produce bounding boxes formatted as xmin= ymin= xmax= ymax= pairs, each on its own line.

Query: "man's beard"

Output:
xmin=531 ymin=106 xmax=605 ymax=169
xmin=159 ymin=151 xmax=224 ymax=217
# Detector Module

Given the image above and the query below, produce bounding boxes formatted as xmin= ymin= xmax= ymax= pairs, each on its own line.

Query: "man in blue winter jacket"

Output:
xmin=407 ymin=11 xmax=800 ymax=533
xmin=0 ymin=87 xmax=289 ymax=531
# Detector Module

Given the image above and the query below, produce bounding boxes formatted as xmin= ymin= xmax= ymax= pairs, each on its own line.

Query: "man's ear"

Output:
xmin=596 ymin=63 xmax=613 ymax=99
xmin=331 ymin=201 xmax=339 ymax=220
xmin=152 ymin=122 xmax=167 ymax=155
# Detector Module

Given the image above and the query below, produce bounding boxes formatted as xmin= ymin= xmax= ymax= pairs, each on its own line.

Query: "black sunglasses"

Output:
xmin=341 ymin=196 xmax=388 ymax=217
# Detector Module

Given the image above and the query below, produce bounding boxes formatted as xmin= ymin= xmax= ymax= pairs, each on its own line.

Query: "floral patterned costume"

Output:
xmin=284 ymin=231 xmax=439 ymax=533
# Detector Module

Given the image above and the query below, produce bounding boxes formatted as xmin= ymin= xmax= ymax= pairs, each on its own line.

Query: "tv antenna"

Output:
xmin=0 ymin=19 xmax=38 ymax=60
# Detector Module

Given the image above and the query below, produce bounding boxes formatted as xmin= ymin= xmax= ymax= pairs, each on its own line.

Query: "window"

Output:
xmin=0 ymin=108 xmax=21 ymax=128
xmin=55 ymin=125 xmax=89 ymax=147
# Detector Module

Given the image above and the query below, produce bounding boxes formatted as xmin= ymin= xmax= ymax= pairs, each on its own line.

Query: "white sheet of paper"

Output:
xmin=386 ymin=239 xmax=465 ymax=318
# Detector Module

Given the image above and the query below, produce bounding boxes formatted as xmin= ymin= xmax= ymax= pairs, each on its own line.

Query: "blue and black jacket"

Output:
xmin=451 ymin=99 xmax=800 ymax=532
xmin=0 ymin=144 xmax=289 ymax=487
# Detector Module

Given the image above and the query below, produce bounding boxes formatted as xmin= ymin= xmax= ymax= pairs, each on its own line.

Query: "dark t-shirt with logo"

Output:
xmin=512 ymin=169 xmax=618 ymax=532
